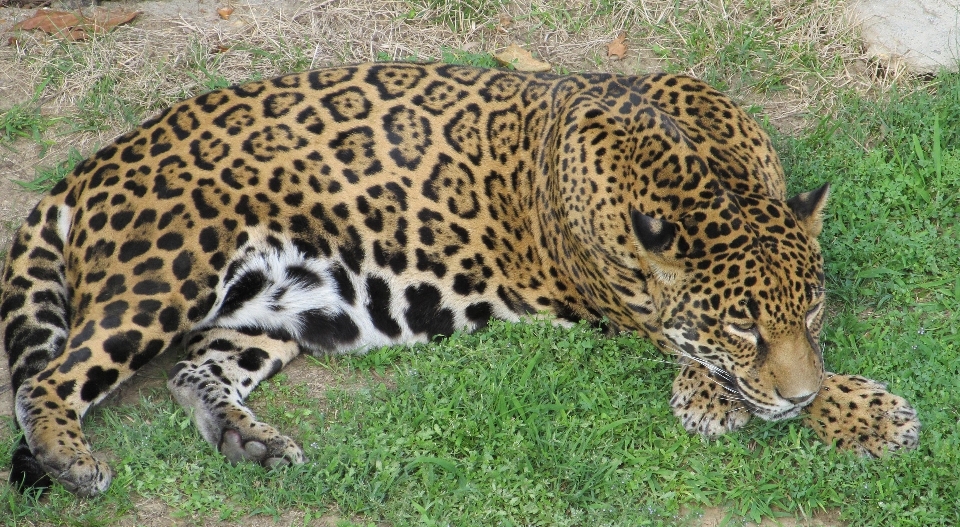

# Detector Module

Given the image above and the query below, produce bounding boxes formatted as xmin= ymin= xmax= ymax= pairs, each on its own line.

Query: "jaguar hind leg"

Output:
xmin=670 ymin=360 xmax=752 ymax=436
xmin=803 ymin=373 xmax=920 ymax=456
xmin=167 ymin=327 xmax=305 ymax=468
xmin=11 ymin=319 xmax=169 ymax=496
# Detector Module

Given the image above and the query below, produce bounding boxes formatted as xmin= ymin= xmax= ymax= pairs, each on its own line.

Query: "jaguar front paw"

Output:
xmin=671 ymin=361 xmax=751 ymax=437
xmin=803 ymin=373 xmax=920 ymax=457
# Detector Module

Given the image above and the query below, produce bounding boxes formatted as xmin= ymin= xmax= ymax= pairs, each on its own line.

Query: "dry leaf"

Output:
xmin=12 ymin=8 xmax=140 ymax=41
xmin=606 ymin=32 xmax=627 ymax=60
xmin=95 ymin=10 xmax=140 ymax=33
xmin=217 ymin=7 xmax=234 ymax=20
xmin=497 ymin=14 xmax=513 ymax=32
xmin=494 ymin=44 xmax=551 ymax=72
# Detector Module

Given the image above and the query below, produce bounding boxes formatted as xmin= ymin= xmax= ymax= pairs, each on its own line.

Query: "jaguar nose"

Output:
xmin=782 ymin=392 xmax=816 ymax=406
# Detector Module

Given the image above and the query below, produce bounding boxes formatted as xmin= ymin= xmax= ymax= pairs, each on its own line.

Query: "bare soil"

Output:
xmin=0 ymin=1 xmax=865 ymax=525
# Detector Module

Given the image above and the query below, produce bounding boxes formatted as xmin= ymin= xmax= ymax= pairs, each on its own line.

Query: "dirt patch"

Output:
xmin=117 ymin=498 xmax=355 ymax=527
xmin=690 ymin=507 xmax=845 ymax=527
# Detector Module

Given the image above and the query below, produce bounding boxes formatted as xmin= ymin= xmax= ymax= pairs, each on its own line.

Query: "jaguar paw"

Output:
xmin=671 ymin=362 xmax=751 ymax=437
xmin=219 ymin=425 xmax=306 ymax=469
xmin=35 ymin=449 xmax=113 ymax=497
xmin=803 ymin=373 xmax=920 ymax=457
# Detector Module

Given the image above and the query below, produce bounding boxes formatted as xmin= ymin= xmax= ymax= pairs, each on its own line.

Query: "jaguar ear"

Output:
xmin=631 ymin=209 xmax=682 ymax=283
xmin=631 ymin=210 xmax=677 ymax=254
xmin=787 ymin=183 xmax=830 ymax=238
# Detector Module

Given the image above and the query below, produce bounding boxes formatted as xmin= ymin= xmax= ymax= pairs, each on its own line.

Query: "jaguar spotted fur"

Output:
xmin=0 ymin=63 xmax=920 ymax=496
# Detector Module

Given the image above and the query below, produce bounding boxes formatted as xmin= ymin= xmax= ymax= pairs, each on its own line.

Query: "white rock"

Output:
xmin=847 ymin=0 xmax=960 ymax=74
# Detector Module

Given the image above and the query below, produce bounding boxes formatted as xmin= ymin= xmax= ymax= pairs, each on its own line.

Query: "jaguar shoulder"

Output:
xmin=0 ymin=62 xmax=919 ymax=496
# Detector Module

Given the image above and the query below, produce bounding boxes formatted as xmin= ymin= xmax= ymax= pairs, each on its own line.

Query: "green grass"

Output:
xmin=0 ymin=101 xmax=56 ymax=147
xmin=407 ymin=0 xmax=508 ymax=32
xmin=2 ymin=18 xmax=959 ymax=527
xmin=73 ymin=74 xmax=143 ymax=132
xmin=15 ymin=148 xmax=85 ymax=193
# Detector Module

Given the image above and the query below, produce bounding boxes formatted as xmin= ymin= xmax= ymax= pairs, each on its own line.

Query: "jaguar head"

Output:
xmin=632 ymin=183 xmax=830 ymax=420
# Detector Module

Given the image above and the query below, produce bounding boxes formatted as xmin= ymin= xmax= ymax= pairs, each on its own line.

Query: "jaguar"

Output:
xmin=0 ymin=62 xmax=920 ymax=497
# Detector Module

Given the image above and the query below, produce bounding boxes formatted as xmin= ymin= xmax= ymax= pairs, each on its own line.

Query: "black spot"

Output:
xmin=237 ymin=347 xmax=269 ymax=371
xmin=132 ymin=279 xmax=171 ymax=295
xmin=39 ymin=218 xmax=64 ymax=248
xmin=283 ymin=192 xmax=303 ymax=208
xmin=465 ymin=302 xmax=493 ymax=328
xmin=330 ymin=264 xmax=356 ymax=305
xmin=0 ymin=293 xmax=25 ymax=318
xmin=69 ymin=321 xmax=97 ymax=349
xmin=338 ymin=226 xmax=365 ymax=274
xmin=286 ymin=265 xmax=323 ymax=289
xmin=57 ymin=347 xmax=92 ymax=374
xmin=497 ymin=285 xmax=535 ymax=316
xmin=26 ymin=266 xmax=59 ymax=283
xmin=8 ymin=239 xmax=29 ymax=261
xmin=220 ymin=270 xmax=267 ymax=317
xmin=103 ymin=330 xmax=142 ymax=364
xmin=172 ymin=251 xmax=193 ymax=280
xmin=157 ymin=232 xmax=184 ymax=251
xmin=299 ymin=309 xmax=360 ymax=350
xmin=452 ymin=273 xmax=473 ymax=295
xmin=404 ymin=283 xmax=455 ymax=338
xmin=118 ymin=239 xmax=152 ymax=263
xmin=36 ymin=307 xmax=64 ymax=329
xmin=198 ymin=226 xmax=220 ymax=253
xmin=30 ymin=247 xmax=61 ymax=263
xmin=180 ymin=280 xmax=199 ymax=300
xmin=56 ymin=380 xmax=76 ymax=400
xmin=80 ymin=366 xmax=120 ymax=402
xmin=130 ymin=338 xmax=165 ymax=370
xmin=50 ymin=178 xmax=68 ymax=196
xmin=25 ymin=208 xmax=42 ymax=227
xmin=158 ymin=306 xmax=182 ymax=332
xmin=208 ymin=339 xmax=234 ymax=351
xmin=152 ymin=173 xmax=184 ymax=200
xmin=415 ymin=248 xmax=446 ymax=278
xmin=87 ymin=212 xmax=107 ymax=232
xmin=290 ymin=214 xmax=310 ymax=234
xmin=191 ymin=188 xmax=220 ymax=219
xmin=84 ymin=272 xmax=104 ymax=285
xmin=100 ymin=300 xmax=129 ymax=330
xmin=95 ymin=274 xmax=127 ymax=302
xmin=132 ymin=312 xmax=153 ymax=327
xmin=106 ymin=211 xmax=132 ymax=232
xmin=372 ymin=241 xmax=408 ymax=274
xmin=133 ymin=257 xmax=164 ymax=275
xmin=366 ymin=276 xmax=402 ymax=338
xmin=125 ymin=180 xmax=149 ymax=199
xmin=419 ymin=226 xmax=435 ymax=245
xmin=7 ymin=323 xmax=52 ymax=355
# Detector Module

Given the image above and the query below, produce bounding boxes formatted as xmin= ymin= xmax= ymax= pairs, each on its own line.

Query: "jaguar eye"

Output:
xmin=726 ymin=321 xmax=759 ymax=342
xmin=805 ymin=303 xmax=824 ymax=327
